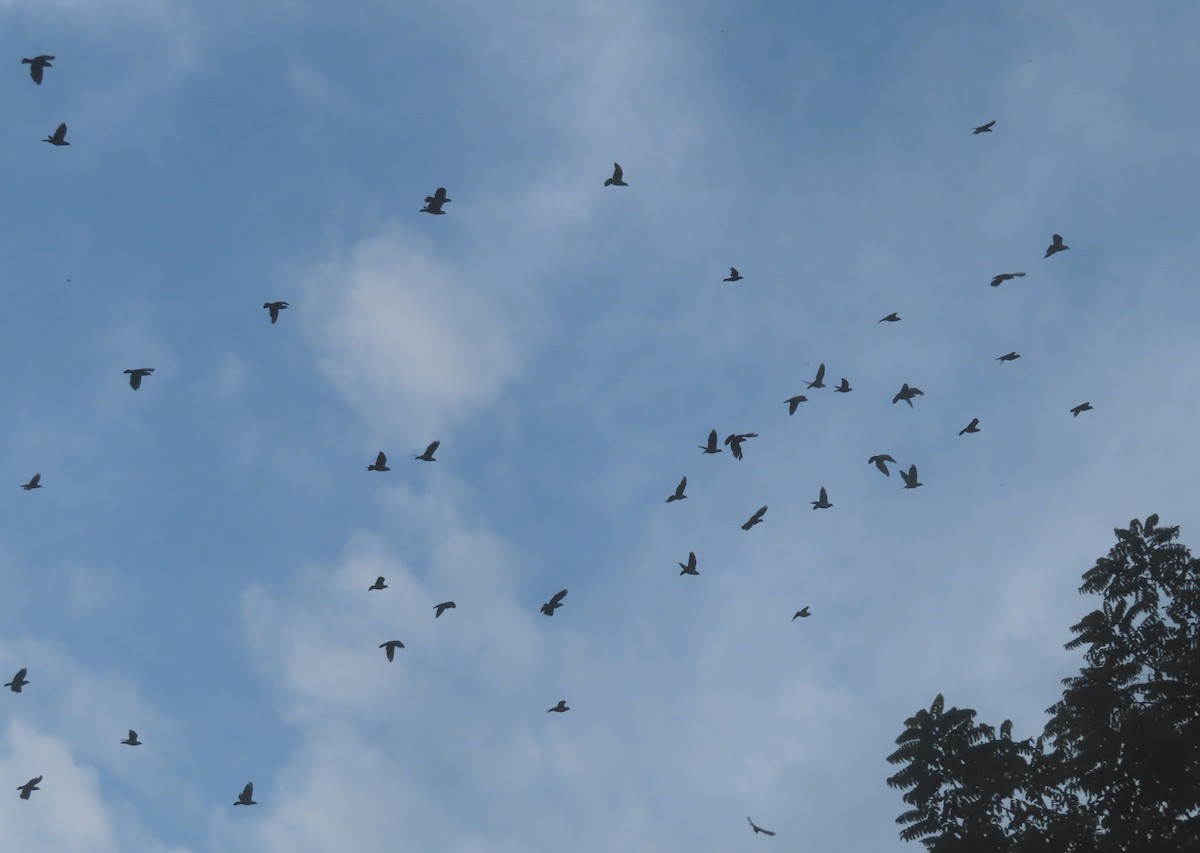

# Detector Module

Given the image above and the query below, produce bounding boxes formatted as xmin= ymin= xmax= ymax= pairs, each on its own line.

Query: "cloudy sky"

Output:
xmin=1 ymin=0 xmax=1198 ymax=850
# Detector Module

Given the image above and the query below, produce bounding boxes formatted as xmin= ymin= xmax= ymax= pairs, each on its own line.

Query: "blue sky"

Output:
xmin=1 ymin=0 xmax=1198 ymax=849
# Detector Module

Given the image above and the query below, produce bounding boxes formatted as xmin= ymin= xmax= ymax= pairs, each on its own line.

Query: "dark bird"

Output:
xmin=368 ymin=576 xmax=387 ymax=591
xmin=263 ymin=301 xmax=289 ymax=324
xmin=834 ymin=378 xmax=852 ymax=393
xmin=869 ymin=454 xmax=896 ymax=476
xmin=959 ymin=418 xmax=981 ymax=435
xmin=540 ymin=588 xmax=568 ymax=616
xmin=724 ymin=432 xmax=758 ymax=461
xmin=547 ymin=700 xmax=569 ymax=713
xmin=22 ymin=55 xmax=54 ymax=85
xmin=997 ymin=352 xmax=1020 ymax=363
xmin=792 ymin=607 xmax=810 ymax=620
xmin=379 ymin=640 xmax=405 ymax=661
xmin=17 ymin=776 xmax=41 ymax=800
xmin=367 ymin=451 xmax=390 ymax=471
xmin=900 ymin=464 xmax=922 ymax=489
xmin=21 ymin=474 xmax=41 ymax=491
xmin=420 ymin=187 xmax=451 ymax=214
xmin=604 ymin=162 xmax=627 ymax=186
xmin=747 ymin=815 xmax=776 ymax=836
xmin=723 ymin=267 xmax=743 ymax=282
xmin=990 ymin=272 xmax=1026 ymax=287
xmin=43 ymin=122 xmax=69 ymax=146
xmin=699 ymin=429 xmax=723 ymax=454
xmin=784 ymin=395 xmax=808 ymax=415
xmin=973 ymin=120 xmax=996 ymax=134
xmin=124 ymin=368 xmax=154 ymax=390
xmin=414 ymin=440 xmax=439 ymax=462
xmin=878 ymin=312 xmax=900 ymax=323
xmin=1071 ymin=402 xmax=1093 ymax=417
xmin=892 ymin=383 xmax=924 ymax=408
xmin=233 ymin=782 xmax=256 ymax=806
xmin=741 ymin=506 xmax=767 ymax=530
xmin=5 ymin=668 xmax=29 ymax=693
xmin=121 ymin=730 xmax=141 ymax=746
xmin=810 ymin=486 xmax=832 ymax=509
xmin=679 ymin=551 xmax=699 ymax=576
xmin=805 ymin=363 xmax=826 ymax=389
xmin=434 ymin=601 xmax=456 ymax=618
xmin=666 ymin=476 xmax=687 ymax=502
xmin=1044 ymin=234 xmax=1068 ymax=258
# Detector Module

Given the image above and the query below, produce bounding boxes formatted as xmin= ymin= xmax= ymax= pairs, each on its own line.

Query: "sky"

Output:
xmin=1 ymin=0 xmax=1198 ymax=850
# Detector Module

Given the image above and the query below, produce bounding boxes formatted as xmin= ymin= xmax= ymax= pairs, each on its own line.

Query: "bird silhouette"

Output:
xmin=679 ymin=551 xmax=699 ymax=576
xmin=959 ymin=418 xmax=981 ymax=435
xmin=124 ymin=368 xmax=154 ymax=390
xmin=784 ymin=395 xmax=808 ymax=415
xmin=1044 ymin=234 xmax=1068 ymax=257
xmin=834 ymin=378 xmax=852 ymax=393
xmin=1071 ymin=402 xmax=1093 ymax=417
xmin=878 ymin=312 xmax=900 ymax=323
xmin=900 ymin=464 xmax=922 ymax=489
xmin=5 ymin=668 xmax=29 ymax=693
xmin=892 ymin=383 xmax=924 ymax=407
xmin=379 ymin=640 xmax=405 ymax=661
xmin=233 ymin=782 xmax=256 ymax=806
xmin=699 ymin=429 xmax=722 ymax=454
xmin=17 ymin=776 xmax=41 ymax=800
xmin=541 ymin=588 xmax=568 ymax=616
xmin=724 ymin=432 xmax=758 ymax=460
xmin=810 ymin=486 xmax=832 ymax=509
xmin=792 ymin=607 xmax=810 ymax=620
xmin=869 ymin=454 xmax=896 ymax=476
xmin=263 ymin=301 xmax=289 ymax=323
xmin=806 ymin=363 xmax=826 ymax=389
xmin=996 ymin=352 xmax=1020 ymax=362
xmin=742 ymin=506 xmax=767 ymax=530
xmin=20 ymin=474 xmax=41 ymax=491
xmin=368 ymin=576 xmax=387 ymax=591
xmin=434 ymin=601 xmax=456 ymax=618
xmin=973 ymin=120 xmax=996 ymax=134
xmin=604 ymin=163 xmax=627 ymax=186
xmin=367 ymin=451 xmax=389 ymax=471
xmin=43 ymin=122 xmax=68 ymax=146
xmin=666 ymin=476 xmax=687 ymax=502
xmin=547 ymin=700 xmax=569 ymax=713
xmin=420 ymin=187 xmax=451 ymax=214
xmin=22 ymin=55 xmax=54 ymax=85
xmin=747 ymin=815 xmax=776 ymax=836
xmin=121 ymin=730 xmax=141 ymax=746
xmin=414 ymin=440 xmax=439 ymax=462
xmin=990 ymin=272 xmax=1026 ymax=287
xmin=723 ymin=267 xmax=743 ymax=282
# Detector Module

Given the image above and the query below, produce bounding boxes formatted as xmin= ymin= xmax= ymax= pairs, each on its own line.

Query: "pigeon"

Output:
xmin=810 ymin=486 xmax=832 ymax=509
xmin=741 ymin=506 xmax=767 ymax=530
xmin=869 ymin=454 xmax=896 ymax=476
xmin=900 ymin=465 xmax=922 ymax=489
xmin=5 ymin=668 xmax=29 ymax=693
xmin=1071 ymin=402 xmax=1093 ymax=417
xmin=806 ymin=363 xmax=826 ymax=389
xmin=121 ymin=730 xmax=141 ymax=746
xmin=368 ymin=576 xmax=387 ymax=591
xmin=22 ymin=55 xmax=54 ymax=85
xmin=878 ymin=312 xmax=900 ymax=323
xmin=17 ymin=776 xmax=41 ymax=800
xmin=748 ymin=815 xmax=776 ymax=836
xmin=414 ymin=440 xmax=439 ymax=462
xmin=547 ymin=700 xmax=569 ymax=713
xmin=434 ymin=601 xmax=456 ymax=618
xmin=233 ymin=782 xmax=256 ymax=806
xmin=792 ymin=607 xmax=810 ymax=620
xmin=666 ymin=476 xmax=688 ymax=502
xmin=724 ymin=432 xmax=758 ymax=461
xmin=784 ymin=395 xmax=808 ymax=415
xmin=420 ymin=187 xmax=451 ymax=214
xmin=892 ymin=383 xmax=924 ymax=407
xmin=367 ymin=451 xmax=390 ymax=471
xmin=973 ymin=120 xmax=996 ymax=134
xmin=604 ymin=163 xmax=627 ymax=186
xmin=1044 ymin=234 xmax=1068 ymax=258
xmin=379 ymin=640 xmax=405 ymax=661
xmin=21 ymin=474 xmax=41 ymax=491
xmin=723 ymin=267 xmax=743 ymax=282
xmin=124 ymin=368 xmax=154 ymax=390
xmin=834 ymin=378 xmax=852 ymax=393
xmin=679 ymin=551 xmax=699 ymax=576
xmin=541 ymin=588 xmax=568 ymax=616
xmin=959 ymin=418 xmax=981 ymax=435
xmin=263 ymin=301 xmax=289 ymax=323
xmin=699 ymin=429 xmax=723 ymax=454
xmin=43 ymin=122 xmax=69 ymax=146
xmin=990 ymin=272 xmax=1026 ymax=287
xmin=996 ymin=352 xmax=1020 ymax=362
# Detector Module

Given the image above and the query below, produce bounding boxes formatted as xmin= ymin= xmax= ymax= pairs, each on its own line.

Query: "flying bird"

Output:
xmin=420 ymin=187 xmax=451 ymax=214
xmin=541 ymin=588 xmax=568 ymax=616
xmin=434 ymin=601 xmax=456 ymax=618
xmin=379 ymin=640 xmax=405 ymax=661
xmin=810 ymin=486 xmax=832 ymax=509
xmin=747 ymin=815 xmax=776 ymax=836
xmin=368 ymin=576 xmax=387 ymax=591
xmin=121 ymin=730 xmax=142 ymax=746
xmin=990 ymin=272 xmax=1026 ymax=287
xmin=233 ymin=782 xmax=256 ymax=806
xmin=869 ymin=454 xmax=896 ymax=476
xmin=724 ymin=432 xmax=758 ymax=460
xmin=784 ymin=395 xmax=808 ymax=415
xmin=20 ymin=474 xmax=41 ymax=491
xmin=547 ymin=700 xmax=569 ymax=713
xmin=1044 ymin=234 xmax=1069 ymax=258
xmin=367 ymin=452 xmax=390 ymax=471
xmin=834 ymin=378 xmax=852 ymax=393
xmin=1071 ymin=402 xmax=1093 ymax=417
xmin=124 ymin=368 xmax=154 ymax=390
xmin=741 ymin=506 xmax=767 ymax=530
xmin=805 ymin=363 xmax=826 ymax=389
xmin=5 ymin=668 xmax=29 ymax=693
xmin=723 ymin=267 xmax=743 ymax=282
xmin=604 ymin=163 xmax=627 ymax=186
xmin=900 ymin=464 xmax=923 ymax=489
xmin=878 ymin=312 xmax=900 ymax=323
xmin=892 ymin=383 xmax=924 ymax=407
xmin=973 ymin=120 xmax=996 ymax=134
xmin=17 ymin=776 xmax=41 ymax=800
xmin=666 ymin=476 xmax=687 ymax=502
xmin=263 ymin=301 xmax=289 ymax=323
xmin=22 ymin=55 xmax=54 ymax=85
xmin=699 ymin=429 xmax=722 ymax=454
xmin=43 ymin=122 xmax=69 ymax=146
xmin=996 ymin=351 xmax=1020 ymax=362
xmin=414 ymin=440 xmax=439 ymax=462
xmin=792 ymin=607 xmax=810 ymax=620
xmin=959 ymin=418 xmax=981 ymax=435
xmin=679 ymin=551 xmax=699 ymax=576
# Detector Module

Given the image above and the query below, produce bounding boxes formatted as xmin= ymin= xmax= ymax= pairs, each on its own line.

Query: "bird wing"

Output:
xmin=549 ymin=589 xmax=568 ymax=606
xmin=128 ymin=730 xmax=137 ymax=740
xmin=677 ymin=476 xmax=686 ymax=494
xmin=707 ymin=429 xmax=718 ymax=448
xmin=29 ymin=474 xmax=40 ymax=487
xmin=14 ymin=668 xmax=26 ymax=681
xmin=425 ymin=440 xmax=440 ymax=456
xmin=242 ymin=783 xmax=253 ymax=800
xmin=375 ymin=451 xmax=387 ymax=468
xmin=31 ymin=64 xmax=44 ymax=84
xmin=819 ymin=487 xmax=828 ymax=502
xmin=434 ymin=187 xmax=448 ymax=202
xmin=54 ymin=123 xmax=67 ymax=141
xmin=612 ymin=163 xmax=623 ymax=181
xmin=814 ymin=363 xmax=825 ymax=382
xmin=753 ymin=506 xmax=767 ymax=521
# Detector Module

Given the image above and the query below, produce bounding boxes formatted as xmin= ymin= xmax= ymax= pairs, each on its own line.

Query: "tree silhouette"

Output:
xmin=887 ymin=515 xmax=1200 ymax=852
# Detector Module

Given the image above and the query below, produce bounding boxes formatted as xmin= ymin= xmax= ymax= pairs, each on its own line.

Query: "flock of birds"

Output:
xmin=8 ymin=52 xmax=1092 ymax=839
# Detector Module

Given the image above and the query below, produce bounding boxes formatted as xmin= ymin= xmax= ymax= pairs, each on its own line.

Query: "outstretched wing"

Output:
xmin=548 ymin=589 xmax=568 ymax=607
xmin=425 ymin=440 xmax=440 ymax=456
xmin=375 ymin=451 xmax=387 ymax=468
xmin=611 ymin=163 xmax=623 ymax=182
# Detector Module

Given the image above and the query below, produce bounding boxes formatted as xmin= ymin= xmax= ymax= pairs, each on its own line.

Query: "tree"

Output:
xmin=886 ymin=515 xmax=1200 ymax=852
